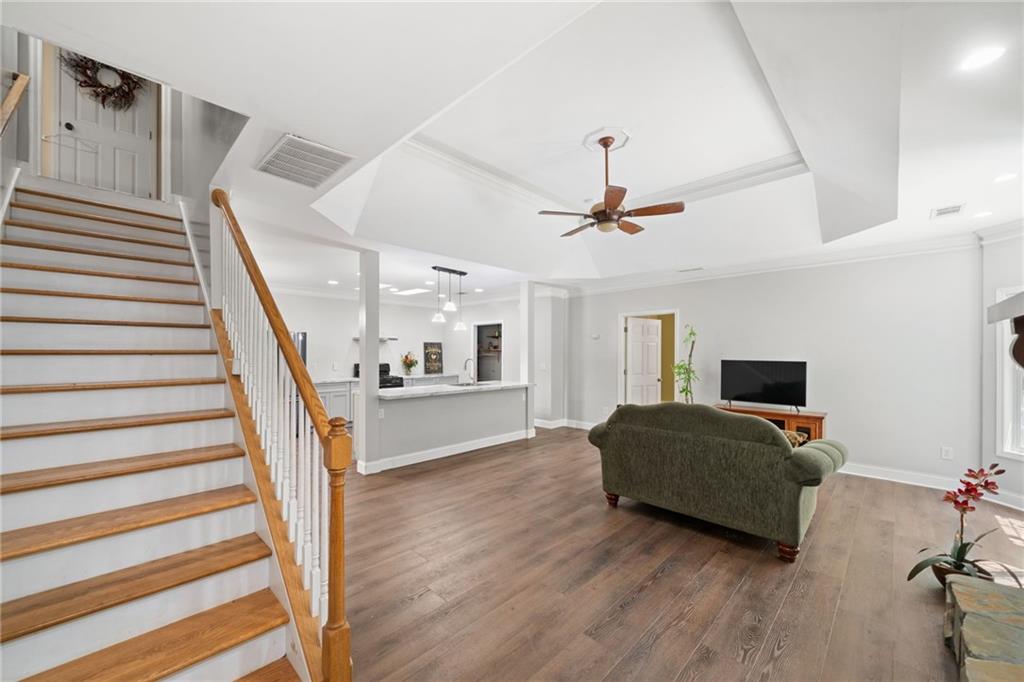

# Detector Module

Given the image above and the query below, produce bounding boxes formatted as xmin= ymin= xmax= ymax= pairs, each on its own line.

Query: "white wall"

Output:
xmin=273 ymin=291 xmax=450 ymax=382
xmin=568 ymin=247 xmax=984 ymax=486
xmin=981 ymin=228 xmax=1024 ymax=501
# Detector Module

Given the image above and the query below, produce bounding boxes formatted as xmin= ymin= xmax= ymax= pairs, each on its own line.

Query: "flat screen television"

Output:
xmin=720 ymin=360 xmax=807 ymax=407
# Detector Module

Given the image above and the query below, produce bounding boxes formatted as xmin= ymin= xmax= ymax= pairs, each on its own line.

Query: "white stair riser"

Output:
xmin=13 ymin=190 xmax=182 ymax=228
xmin=0 ymin=561 xmax=271 ymax=680
xmin=3 ymin=457 xmax=243 ymax=530
xmin=2 ymin=244 xmax=196 ymax=278
xmin=0 ymin=322 xmax=213 ymax=350
xmin=1 ymin=293 xmax=207 ymax=325
xmin=1 ymin=504 xmax=256 ymax=601
xmin=5 ymin=224 xmax=192 ymax=260
xmin=9 ymin=207 xmax=187 ymax=246
xmin=0 ymin=418 xmax=235 ymax=473
xmin=0 ymin=265 xmax=201 ymax=299
xmin=1 ymin=383 xmax=226 ymax=426
xmin=166 ymin=627 xmax=286 ymax=682
xmin=0 ymin=354 xmax=219 ymax=384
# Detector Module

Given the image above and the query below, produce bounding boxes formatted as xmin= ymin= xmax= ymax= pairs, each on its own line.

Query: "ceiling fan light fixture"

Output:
xmin=597 ymin=220 xmax=618 ymax=233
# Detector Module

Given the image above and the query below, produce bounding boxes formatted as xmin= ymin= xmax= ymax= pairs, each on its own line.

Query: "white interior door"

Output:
xmin=625 ymin=317 xmax=662 ymax=405
xmin=55 ymin=53 xmax=156 ymax=198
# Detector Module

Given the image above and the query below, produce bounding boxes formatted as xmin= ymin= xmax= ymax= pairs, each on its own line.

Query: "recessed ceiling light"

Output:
xmin=438 ymin=293 xmax=447 ymax=298
xmin=389 ymin=287 xmax=399 ymax=292
xmin=356 ymin=272 xmax=360 ymax=276
xmin=474 ymin=288 xmax=484 ymax=293
xmin=994 ymin=173 xmax=1018 ymax=183
xmin=425 ymin=280 xmax=434 ymax=285
xmin=393 ymin=288 xmax=430 ymax=296
xmin=974 ymin=211 xmax=993 ymax=218
xmin=354 ymin=286 xmax=360 ymax=291
xmin=379 ymin=283 xmax=391 ymax=289
xmin=960 ymin=46 xmax=1006 ymax=71
xmin=327 ymin=280 xmax=339 ymax=285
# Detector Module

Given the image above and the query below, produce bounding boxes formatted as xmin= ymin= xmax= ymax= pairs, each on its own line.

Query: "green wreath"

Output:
xmin=59 ymin=52 xmax=146 ymax=111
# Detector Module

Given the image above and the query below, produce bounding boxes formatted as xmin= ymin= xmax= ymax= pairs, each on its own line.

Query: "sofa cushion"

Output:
xmin=785 ymin=439 xmax=848 ymax=485
xmin=604 ymin=403 xmax=791 ymax=450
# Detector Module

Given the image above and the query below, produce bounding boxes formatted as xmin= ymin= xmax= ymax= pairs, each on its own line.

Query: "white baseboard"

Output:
xmin=535 ymin=418 xmax=568 ymax=429
xmin=357 ymin=429 xmax=533 ymax=475
xmin=566 ymin=419 xmax=598 ymax=431
xmin=840 ymin=463 xmax=1024 ymax=512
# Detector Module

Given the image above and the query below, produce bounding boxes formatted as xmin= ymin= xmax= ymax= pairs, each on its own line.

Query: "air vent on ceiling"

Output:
xmin=930 ymin=204 xmax=963 ymax=219
xmin=256 ymin=134 xmax=355 ymax=188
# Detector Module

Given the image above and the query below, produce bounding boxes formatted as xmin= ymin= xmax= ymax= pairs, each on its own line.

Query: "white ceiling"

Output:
xmin=5 ymin=2 xmax=1022 ymax=297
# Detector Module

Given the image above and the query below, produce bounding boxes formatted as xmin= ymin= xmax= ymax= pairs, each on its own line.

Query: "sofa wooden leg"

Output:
xmin=777 ymin=542 xmax=799 ymax=563
xmin=604 ymin=492 xmax=619 ymax=508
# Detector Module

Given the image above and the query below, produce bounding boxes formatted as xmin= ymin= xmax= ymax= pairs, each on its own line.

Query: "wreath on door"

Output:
xmin=59 ymin=52 xmax=146 ymax=111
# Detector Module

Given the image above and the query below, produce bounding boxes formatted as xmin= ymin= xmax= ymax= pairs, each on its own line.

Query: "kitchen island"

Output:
xmin=353 ymin=382 xmax=533 ymax=474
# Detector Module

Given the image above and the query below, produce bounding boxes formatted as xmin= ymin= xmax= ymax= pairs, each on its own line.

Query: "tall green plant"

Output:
xmin=673 ymin=324 xmax=698 ymax=404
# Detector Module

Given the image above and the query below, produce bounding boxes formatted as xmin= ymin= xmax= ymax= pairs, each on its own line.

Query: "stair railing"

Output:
xmin=0 ymin=72 xmax=30 ymax=138
xmin=211 ymin=189 xmax=351 ymax=682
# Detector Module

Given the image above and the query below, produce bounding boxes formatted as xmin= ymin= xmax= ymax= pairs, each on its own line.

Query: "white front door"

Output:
xmin=625 ymin=317 xmax=661 ymax=405
xmin=55 ymin=52 xmax=157 ymax=198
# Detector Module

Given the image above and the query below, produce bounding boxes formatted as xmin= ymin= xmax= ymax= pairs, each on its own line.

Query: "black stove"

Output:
xmin=354 ymin=363 xmax=404 ymax=389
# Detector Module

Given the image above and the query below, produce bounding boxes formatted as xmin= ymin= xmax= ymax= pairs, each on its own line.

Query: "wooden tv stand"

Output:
xmin=715 ymin=403 xmax=826 ymax=441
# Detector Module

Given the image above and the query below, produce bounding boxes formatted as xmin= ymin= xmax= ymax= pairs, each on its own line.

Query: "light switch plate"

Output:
xmin=940 ymin=446 xmax=954 ymax=461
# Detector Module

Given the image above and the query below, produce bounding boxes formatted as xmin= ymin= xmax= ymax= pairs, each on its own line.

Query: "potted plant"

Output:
xmin=400 ymin=351 xmax=418 ymax=376
xmin=672 ymin=324 xmax=699 ymax=404
xmin=907 ymin=463 xmax=1021 ymax=587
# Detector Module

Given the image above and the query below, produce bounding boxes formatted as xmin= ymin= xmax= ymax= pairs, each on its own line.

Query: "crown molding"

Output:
xmin=976 ymin=219 xmax=1024 ymax=245
xmin=565 ymin=233 xmax=979 ymax=299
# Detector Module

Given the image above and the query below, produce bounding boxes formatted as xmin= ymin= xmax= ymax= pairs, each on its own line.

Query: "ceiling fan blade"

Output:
xmin=539 ymin=210 xmax=594 ymax=218
xmin=604 ymin=185 xmax=627 ymax=211
xmin=618 ymin=220 xmax=644 ymax=235
xmin=561 ymin=222 xmax=596 ymax=238
xmin=624 ymin=201 xmax=685 ymax=218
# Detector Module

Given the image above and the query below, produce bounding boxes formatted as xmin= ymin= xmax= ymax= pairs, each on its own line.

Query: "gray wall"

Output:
xmin=568 ymin=247 xmax=983 ymax=484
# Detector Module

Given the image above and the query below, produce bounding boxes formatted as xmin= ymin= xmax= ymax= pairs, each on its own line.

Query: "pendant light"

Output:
xmin=431 ymin=269 xmax=446 ymax=323
xmin=453 ymin=273 xmax=467 ymax=331
xmin=442 ymin=272 xmax=457 ymax=312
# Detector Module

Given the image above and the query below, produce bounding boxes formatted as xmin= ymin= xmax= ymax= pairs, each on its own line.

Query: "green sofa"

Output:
xmin=588 ymin=403 xmax=847 ymax=562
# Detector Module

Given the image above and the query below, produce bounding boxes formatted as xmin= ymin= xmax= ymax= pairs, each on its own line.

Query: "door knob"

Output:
xmin=64 ymin=122 xmax=74 ymax=131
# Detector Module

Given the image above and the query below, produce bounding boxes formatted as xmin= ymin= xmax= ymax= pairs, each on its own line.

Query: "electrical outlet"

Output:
xmin=332 ymin=361 xmax=339 ymax=371
xmin=940 ymin=446 xmax=954 ymax=461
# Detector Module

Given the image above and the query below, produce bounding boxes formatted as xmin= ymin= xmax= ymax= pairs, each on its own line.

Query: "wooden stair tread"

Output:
xmin=0 ymin=408 xmax=234 ymax=441
xmin=0 ymin=485 xmax=256 ymax=561
xmin=1 ymin=377 xmax=224 ymax=395
xmin=16 ymin=188 xmax=183 ymax=224
xmin=1 ymin=348 xmax=217 ymax=355
xmin=10 ymin=200 xmax=185 ymax=235
xmin=25 ymin=589 xmax=287 ymax=682
xmin=5 ymin=219 xmax=189 ymax=251
xmin=0 ymin=287 xmax=203 ymax=306
xmin=0 ymin=315 xmax=210 ymax=329
xmin=237 ymin=657 xmax=301 ymax=681
xmin=0 ymin=443 xmax=244 ymax=493
xmin=0 ymin=261 xmax=198 ymax=286
xmin=0 ymin=534 xmax=270 ymax=642
xmin=1 ymin=238 xmax=193 ymax=266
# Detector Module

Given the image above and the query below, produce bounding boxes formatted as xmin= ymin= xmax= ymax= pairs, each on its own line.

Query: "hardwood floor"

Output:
xmin=345 ymin=428 xmax=1024 ymax=681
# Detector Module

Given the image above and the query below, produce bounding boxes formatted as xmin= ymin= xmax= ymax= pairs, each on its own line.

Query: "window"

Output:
xmin=996 ymin=287 xmax=1024 ymax=460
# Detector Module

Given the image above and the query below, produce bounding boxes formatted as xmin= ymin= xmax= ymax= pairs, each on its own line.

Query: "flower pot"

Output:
xmin=931 ymin=564 xmax=992 ymax=586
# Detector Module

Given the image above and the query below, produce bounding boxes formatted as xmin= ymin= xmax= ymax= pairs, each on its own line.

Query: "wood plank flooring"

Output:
xmin=345 ymin=428 xmax=1024 ymax=681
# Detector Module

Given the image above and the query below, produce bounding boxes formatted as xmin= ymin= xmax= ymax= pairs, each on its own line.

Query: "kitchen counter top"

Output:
xmin=368 ymin=381 xmax=530 ymax=401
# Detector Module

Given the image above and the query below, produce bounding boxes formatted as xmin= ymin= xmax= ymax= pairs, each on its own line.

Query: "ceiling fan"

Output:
xmin=538 ymin=136 xmax=685 ymax=238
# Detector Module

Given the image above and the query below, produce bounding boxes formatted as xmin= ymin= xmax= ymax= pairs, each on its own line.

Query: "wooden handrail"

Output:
xmin=211 ymin=188 xmax=331 ymax=438
xmin=1 ymin=73 xmax=30 ymax=138
xmin=211 ymin=188 xmax=352 ymax=682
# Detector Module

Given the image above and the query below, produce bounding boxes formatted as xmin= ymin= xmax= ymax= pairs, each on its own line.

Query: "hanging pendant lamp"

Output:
xmin=431 ymin=269 xmax=446 ymax=323
xmin=453 ymin=273 xmax=467 ymax=331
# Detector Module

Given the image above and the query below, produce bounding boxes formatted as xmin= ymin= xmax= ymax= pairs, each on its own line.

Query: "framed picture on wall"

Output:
xmin=424 ymin=342 xmax=443 ymax=374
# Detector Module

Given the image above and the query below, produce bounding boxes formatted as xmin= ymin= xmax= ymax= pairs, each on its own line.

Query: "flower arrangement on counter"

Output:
xmin=400 ymin=351 xmax=418 ymax=375
xmin=907 ymin=463 xmax=1021 ymax=586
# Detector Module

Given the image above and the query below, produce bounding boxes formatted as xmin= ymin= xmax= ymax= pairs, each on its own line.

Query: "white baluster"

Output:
xmin=295 ymin=400 xmax=306 ymax=565
xmin=319 ymin=448 xmax=330 ymax=622
xmin=310 ymin=437 xmax=322 ymax=617
xmin=302 ymin=408 xmax=314 ymax=589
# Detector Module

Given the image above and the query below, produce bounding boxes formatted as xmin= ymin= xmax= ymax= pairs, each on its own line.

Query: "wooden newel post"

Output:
xmin=321 ymin=417 xmax=352 ymax=682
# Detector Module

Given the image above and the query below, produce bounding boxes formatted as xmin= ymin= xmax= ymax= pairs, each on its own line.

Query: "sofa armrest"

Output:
xmin=785 ymin=439 xmax=848 ymax=486
xmin=588 ymin=422 xmax=609 ymax=448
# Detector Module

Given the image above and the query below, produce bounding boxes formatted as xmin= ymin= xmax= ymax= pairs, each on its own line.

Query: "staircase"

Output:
xmin=0 ymin=182 xmax=300 ymax=680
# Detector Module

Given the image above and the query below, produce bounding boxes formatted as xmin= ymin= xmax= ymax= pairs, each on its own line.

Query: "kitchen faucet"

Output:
xmin=463 ymin=357 xmax=476 ymax=384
